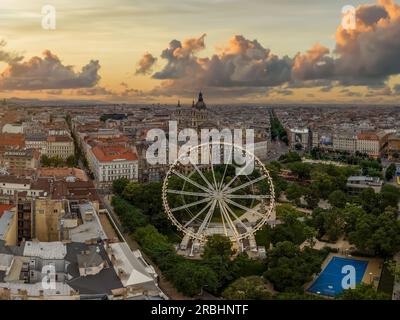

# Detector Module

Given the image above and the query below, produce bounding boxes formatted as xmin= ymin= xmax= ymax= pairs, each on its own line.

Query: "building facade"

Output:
xmin=88 ymin=145 xmax=139 ymax=187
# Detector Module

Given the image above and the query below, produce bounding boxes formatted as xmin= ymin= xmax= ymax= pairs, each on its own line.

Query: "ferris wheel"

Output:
xmin=162 ymin=142 xmax=275 ymax=245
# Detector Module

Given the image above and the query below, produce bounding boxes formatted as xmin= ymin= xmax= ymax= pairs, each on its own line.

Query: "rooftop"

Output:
xmin=92 ymin=145 xmax=138 ymax=162
xmin=0 ymin=205 xmax=14 ymax=218
xmin=0 ymin=211 xmax=14 ymax=240
xmin=23 ymin=241 xmax=67 ymax=260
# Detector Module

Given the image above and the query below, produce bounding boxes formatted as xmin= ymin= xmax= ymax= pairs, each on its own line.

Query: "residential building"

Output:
xmin=46 ymin=135 xmax=74 ymax=160
xmin=25 ymin=134 xmax=47 ymax=154
xmin=346 ymin=176 xmax=383 ymax=195
xmin=333 ymin=133 xmax=357 ymax=153
xmin=1 ymin=149 xmax=40 ymax=175
xmin=388 ymin=133 xmax=400 ymax=161
xmin=88 ymin=145 xmax=138 ymax=188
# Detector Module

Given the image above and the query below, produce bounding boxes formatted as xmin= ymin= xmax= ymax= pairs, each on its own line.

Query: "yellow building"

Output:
xmin=34 ymin=199 xmax=65 ymax=242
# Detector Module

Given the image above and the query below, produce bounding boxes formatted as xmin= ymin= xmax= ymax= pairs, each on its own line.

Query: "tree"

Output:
xmin=304 ymin=187 xmax=320 ymax=209
xmin=122 ymin=181 xmax=168 ymax=230
xmin=342 ymin=204 xmax=366 ymax=234
xmin=328 ymin=190 xmax=347 ymax=208
xmin=348 ymin=214 xmax=376 ymax=254
xmin=66 ymin=155 xmax=77 ymax=167
xmin=271 ymin=209 xmax=311 ymax=245
xmin=264 ymin=242 xmax=324 ymax=292
xmin=285 ymin=183 xmax=304 ymax=206
xmin=287 ymin=162 xmax=311 ymax=180
xmin=323 ymin=208 xmax=345 ymax=242
xmin=167 ymin=261 xmax=218 ymax=296
xmin=274 ymin=292 xmax=323 ymax=300
xmin=379 ymin=184 xmax=400 ymax=211
xmin=111 ymin=196 xmax=148 ymax=232
xmin=385 ymin=163 xmax=397 ymax=181
xmin=112 ymin=177 xmax=130 ymax=195
xmin=231 ymin=253 xmax=265 ymax=277
xmin=371 ymin=211 xmax=400 ymax=256
xmin=336 ymin=284 xmax=390 ymax=300
xmin=202 ymin=235 xmax=234 ymax=291
xmin=203 ymin=235 xmax=233 ymax=259
xmin=359 ymin=188 xmax=379 ymax=213
xmin=222 ymin=276 xmax=273 ymax=300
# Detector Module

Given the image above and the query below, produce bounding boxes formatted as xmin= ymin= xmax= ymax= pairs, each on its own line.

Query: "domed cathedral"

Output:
xmin=175 ymin=92 xmax=219 ymax=131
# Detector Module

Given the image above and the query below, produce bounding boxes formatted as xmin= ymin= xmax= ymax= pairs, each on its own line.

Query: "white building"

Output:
xmin=88 ymin=145 xmax=138 ymax=187
xmin=46 ymin=135 xmax=74 ymax=160
xmin=333 ymin=133 xmax=357 ymax=153
xmin=1 ymin=124 xmax=23 ymax=134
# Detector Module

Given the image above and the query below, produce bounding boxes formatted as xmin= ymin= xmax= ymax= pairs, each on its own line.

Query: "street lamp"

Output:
xmin=369 ymin=272 xmax=373 ymax=283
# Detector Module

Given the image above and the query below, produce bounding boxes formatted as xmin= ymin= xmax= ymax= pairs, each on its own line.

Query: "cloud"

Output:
xmin=75 ymin=86 xmax=113 ymax=96
xmin=147 ymin=34 xmax=293 ymax=98
xmin=0 ymin=40 xmax=23 ymax=64
xmin=294 ymin=0 xmax=400 ymax=85
xmin=0 ymin=50 xmax=100 ymax=90
xmin=139 ymin=0 xmax=400 ymax=99
xmin=152 ymin=34 xmax=206 ymax=79
xmin=135 ymin=52 xmax=157 ymax=75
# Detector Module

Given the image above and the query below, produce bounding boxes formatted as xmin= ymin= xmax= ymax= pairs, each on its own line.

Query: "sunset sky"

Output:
xmin=0 ymin=0 xmax=400 ymax=104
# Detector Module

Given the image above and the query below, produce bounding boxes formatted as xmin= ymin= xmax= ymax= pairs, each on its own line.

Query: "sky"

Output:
xmin=0 ymin=0 xmax=400 ymax=104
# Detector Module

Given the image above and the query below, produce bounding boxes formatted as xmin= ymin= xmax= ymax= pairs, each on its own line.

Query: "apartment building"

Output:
xmin=333 ymin=133 xmax=357 ymax=153
xmin=388 ymin=133 xmax=400 ymax=160
xmin=46 ymin=135 xmax=74 ymax=159
xmin=1 ymin=149 xmax=40 ymax=174
xmin=25 ymin=134 xmax=47 ymax=154
xmin=88 ymin=145 xmax=138 ymax=187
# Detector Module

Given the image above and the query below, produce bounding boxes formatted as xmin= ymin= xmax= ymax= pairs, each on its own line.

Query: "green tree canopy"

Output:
xmin=222 ymin=276 xmax=273 ymax=300
xmin=336 ymin=284 xmax=390 ymax=300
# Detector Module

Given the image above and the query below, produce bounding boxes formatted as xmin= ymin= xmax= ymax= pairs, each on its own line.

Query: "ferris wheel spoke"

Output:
xmin=196 ymin=200 xmax=217 ymax=237
xmin=224 ymin=175 xmax=267 ymax=194
xmin=222 ymin=201 xmax=250 ymax=232
xmin=217 ymin=201 xmax=229 ymax=237
xmin=219 ymin=146 xmax=233 ymax=190
xmin=225 ymin=194 xmax=272 ymax=200
xmin=183 ymin=200 xmax=213 ymax=228
xmin=208 ymin=146 xmax=219 ymax=189
xmin=172 ymin=170 xmax=212 ymax=193
xmin=171 ymin=197 xmax=212 ymax=212
xmin=219 ymin=201 xmax=239 ymax=238
xmin=192 ymin=161 xmax=215 ymax=191
xmin=224 ymin=198 xmax=264 ymax=219
xmin=167 ymin=189 xmax=211 ymax=197
xmin=221 ymin=160 xmax=253 ymax=192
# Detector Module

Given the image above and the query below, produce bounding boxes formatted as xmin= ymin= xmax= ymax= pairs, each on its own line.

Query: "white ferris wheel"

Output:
xmin=162 ymin=142 xmax=275 ymax=246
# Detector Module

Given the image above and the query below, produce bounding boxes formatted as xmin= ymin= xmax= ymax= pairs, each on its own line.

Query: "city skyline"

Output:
xmin=0 ymin=0 xmax=400 ymax=104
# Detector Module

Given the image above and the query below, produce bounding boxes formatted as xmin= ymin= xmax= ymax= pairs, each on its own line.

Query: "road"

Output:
xmin=265 ymin=139 xmax=289 ymax=162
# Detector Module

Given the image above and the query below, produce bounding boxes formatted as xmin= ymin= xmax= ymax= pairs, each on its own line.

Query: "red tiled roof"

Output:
xmin=92 ymin=146 xmax=138 ymax=162
xmin=357 ymin=132 xmax=379 ymax=141
xmin=47 ymin=135 xmax=73 ymax=142
xmin=0 ymin=134 xmax=25 ymax=147
xmin=0 ymin=204 xmax=14 ymax=218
